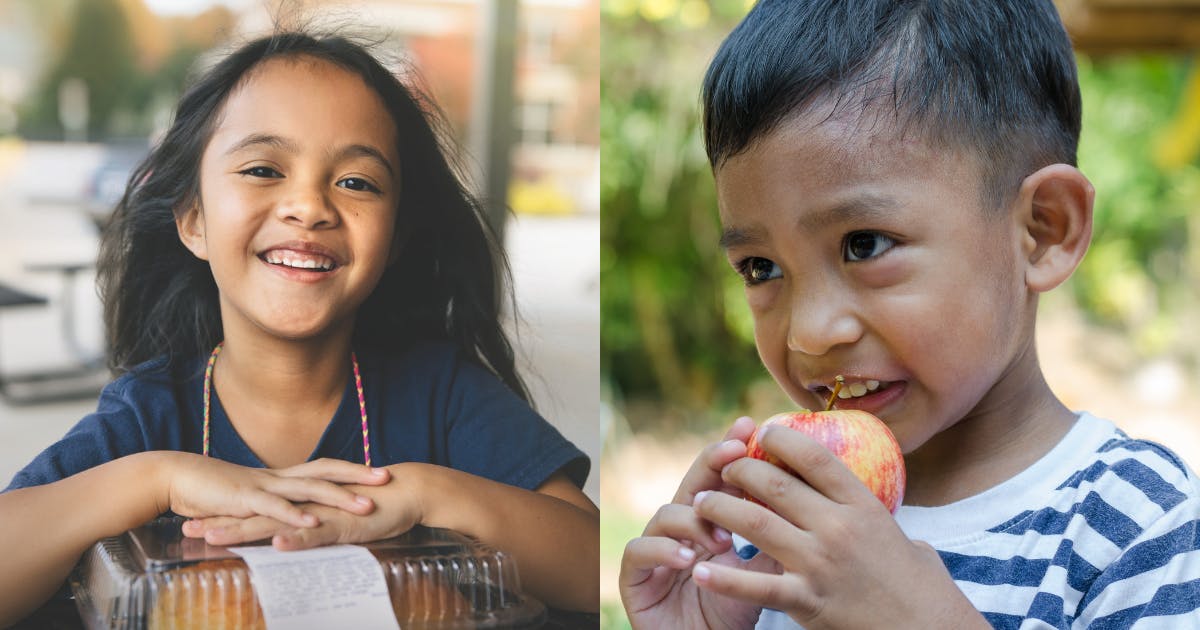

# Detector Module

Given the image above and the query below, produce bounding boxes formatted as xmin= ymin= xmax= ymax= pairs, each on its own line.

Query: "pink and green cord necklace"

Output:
xmin=201 ymin=342 xmax=372 ymax=465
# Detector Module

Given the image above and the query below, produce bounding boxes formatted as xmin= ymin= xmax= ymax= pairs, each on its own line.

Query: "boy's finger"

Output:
xmin=692 ymin=489 xmax=812 ymax=566
xmin=692 ymin=561 xmax=815 ymax=619
xmin=277 ymin=459 xmax=391 ymax=485
xmin=621 ymin=536 xmax=697 ymax=579
xmin=758 ymin=426 xmax=874 ymax=507
xmin=720 ymin=456 xmax=829 ymax=529
xmin=722 ymin=415 xmax=757 ymax=443
xmin=673 ymin=433 xmax=754 ymax=504
xmin=643 ymin=503 xmax=731 ymax=554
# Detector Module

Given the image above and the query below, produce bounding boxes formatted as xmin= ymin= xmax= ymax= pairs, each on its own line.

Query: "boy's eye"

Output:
xmin=337 ymin=177 xmax=381 ymax=194
xmin=737 ymin=257 xmax=782 ymax=286
xmin=239 ymin=166 xmax=282 ymax=179
xmin=844 ymin=231 xmax=896 ymax=262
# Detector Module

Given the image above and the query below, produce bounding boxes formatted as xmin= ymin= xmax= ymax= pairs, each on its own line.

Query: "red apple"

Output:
xmin=745 ymin=409 xmax=906 ymax=513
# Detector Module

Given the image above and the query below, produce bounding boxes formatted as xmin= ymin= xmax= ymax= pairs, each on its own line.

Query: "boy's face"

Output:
xmin=715 ymin=112 xmax=1034 ymax=454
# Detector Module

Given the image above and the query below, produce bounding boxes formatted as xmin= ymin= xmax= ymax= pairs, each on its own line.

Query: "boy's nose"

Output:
xmin=786 ymin=291 xmax=863 ymax=356
xmin=275 ymin=185 xmax=339 ymax=229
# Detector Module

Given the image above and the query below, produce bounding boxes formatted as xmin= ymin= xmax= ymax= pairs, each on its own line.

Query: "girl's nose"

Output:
xmin=275 ymin=185 xmax=339 ymax=229
xmin=786 ymin=289 xmax=863 ymax=356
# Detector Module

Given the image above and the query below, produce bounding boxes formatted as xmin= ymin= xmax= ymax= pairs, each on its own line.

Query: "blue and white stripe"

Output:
xmin=754 ymin=413 xmax=1200 ymax=629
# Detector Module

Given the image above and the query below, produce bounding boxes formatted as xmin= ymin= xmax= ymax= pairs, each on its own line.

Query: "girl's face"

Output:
xmin=179 ymin=56 xmax=401 ymax=343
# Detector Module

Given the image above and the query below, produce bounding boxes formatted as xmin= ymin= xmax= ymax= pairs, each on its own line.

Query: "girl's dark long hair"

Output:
xmin=97 ymin=31 xmax=530 ymax=402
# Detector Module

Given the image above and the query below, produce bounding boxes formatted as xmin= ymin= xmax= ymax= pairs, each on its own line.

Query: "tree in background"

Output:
xmin=601 ymin=0 xmax=1200 ymax=432
xmin=602 ymin=0 xmax=759 ymax=427
xmin=16 ymin=0 xmax=234 ymax=141
xmin=20 ymin=0 xmax=136 ymax=140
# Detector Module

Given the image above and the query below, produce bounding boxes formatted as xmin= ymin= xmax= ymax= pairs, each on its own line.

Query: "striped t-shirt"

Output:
xmin=753 ymin=412 xmax=1200 ymax=629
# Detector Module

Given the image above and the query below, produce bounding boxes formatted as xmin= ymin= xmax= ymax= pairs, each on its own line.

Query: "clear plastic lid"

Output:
xmin=71 ymin=517 xmax=546 ymax=629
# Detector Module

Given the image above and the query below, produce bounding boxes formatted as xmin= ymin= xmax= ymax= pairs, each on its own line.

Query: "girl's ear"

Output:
xmin=1015 ymin=163 xmax=1094 ymax=293
xmin=175 ymin=203 xmax=210 ymax=261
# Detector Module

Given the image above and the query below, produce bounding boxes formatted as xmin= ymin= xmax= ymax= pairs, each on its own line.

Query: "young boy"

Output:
xmin=619 ymin=1 xmax=1200 ymax=628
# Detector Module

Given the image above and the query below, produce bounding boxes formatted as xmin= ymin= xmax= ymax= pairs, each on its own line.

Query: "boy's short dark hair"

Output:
xmin=702 ymin=0 xmax=1081 ymax=209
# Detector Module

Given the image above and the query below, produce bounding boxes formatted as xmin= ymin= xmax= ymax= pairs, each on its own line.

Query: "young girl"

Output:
xmin=0 ymin=31 xmax=597 ymax=625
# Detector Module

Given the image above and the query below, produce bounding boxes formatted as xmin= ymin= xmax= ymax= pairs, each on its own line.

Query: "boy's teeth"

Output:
xmin=834 ymin=380 xmax=888 ymax=399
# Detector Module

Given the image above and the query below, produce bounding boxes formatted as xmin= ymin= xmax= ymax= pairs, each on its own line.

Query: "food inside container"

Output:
xmin=71 ymin=517 xmax=546 ymax=629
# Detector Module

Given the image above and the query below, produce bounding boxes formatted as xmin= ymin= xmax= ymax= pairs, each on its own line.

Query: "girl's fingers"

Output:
xmin=182 ymin=516 xmax=238 ymax=537
xmin=272 ymin=524 xmax=338 ymax=551
xmin=203 ymin=516 xmax=291 ymax=546
xmin=246 ymin=491 xmax=319 ymax=529
xmin=693 ymin=561 xmax=814 ymax=618
xmin=264 ymin=476 xmax=375 ymax=515
xmin=644 ymin=503 xmax=731 ymax=555
xmin=276 ymin=458 xmax=391 ymax=486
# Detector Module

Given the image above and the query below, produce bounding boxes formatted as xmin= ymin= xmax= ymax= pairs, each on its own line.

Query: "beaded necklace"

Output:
xmin=201 ymin=342 xmax=371 ymax=465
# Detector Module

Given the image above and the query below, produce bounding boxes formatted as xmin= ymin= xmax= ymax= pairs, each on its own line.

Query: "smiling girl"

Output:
xmin=0 ymin=32 xmax=596 ymax=625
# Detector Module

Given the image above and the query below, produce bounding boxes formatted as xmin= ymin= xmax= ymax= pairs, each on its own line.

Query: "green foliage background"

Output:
xmin=600 ymin=0 xmax=1200 ymax=431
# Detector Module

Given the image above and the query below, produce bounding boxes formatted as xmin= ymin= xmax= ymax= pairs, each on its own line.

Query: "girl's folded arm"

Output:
xmin=416 ymin=466 xmax=599 ymax=614
xmin=0 ymin=450 xmax=385 ymax=627
xmin=0 ymin=451 xmax=167 ymax=627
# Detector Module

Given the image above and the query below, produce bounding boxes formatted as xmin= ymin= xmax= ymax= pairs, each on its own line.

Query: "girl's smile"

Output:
xmin=257 ymin=240 xmax=344 ymax=283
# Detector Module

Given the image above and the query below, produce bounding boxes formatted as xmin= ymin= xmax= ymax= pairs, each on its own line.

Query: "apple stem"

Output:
xmin=825 ymin=375 xmax=844 ymax=411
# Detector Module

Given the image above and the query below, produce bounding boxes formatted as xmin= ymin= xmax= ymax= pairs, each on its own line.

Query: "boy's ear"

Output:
xmin=175 ymin=203 xmax=210 ymax=261
xmin=1015 ymin=163 xmax=1094 ymax=293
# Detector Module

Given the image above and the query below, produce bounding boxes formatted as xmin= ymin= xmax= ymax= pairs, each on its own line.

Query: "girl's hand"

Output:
xmin=620 ymin=417 xmax=770 ymax=630
xmin=181 ymin=462 xmax=424 ymax=548
xmin=161 ymin=453 xmax=391 ymax=529
xmin=691 ymin=427 xmax=988 ymax=630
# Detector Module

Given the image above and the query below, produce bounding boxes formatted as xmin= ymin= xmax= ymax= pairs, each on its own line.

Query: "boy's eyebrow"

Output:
xmin=798 ymin=194 xmax=898 ymax=231
xmin=225 ymin=134 xmax=395 ymax=176
xmin=719 ymin=194 xmax=899 ymax=250
xmin=719 ymin=225 xmax=768 ymax=250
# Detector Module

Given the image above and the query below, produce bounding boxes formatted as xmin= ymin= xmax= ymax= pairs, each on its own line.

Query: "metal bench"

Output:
xmin=0 ymin=274 xmax=108 ymax=405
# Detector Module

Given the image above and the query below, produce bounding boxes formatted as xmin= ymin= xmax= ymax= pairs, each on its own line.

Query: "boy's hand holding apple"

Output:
xmin=620 ymin=416 xmax=777 ymax=630
xmin=688 ymin=380 xmax=988 ymax=629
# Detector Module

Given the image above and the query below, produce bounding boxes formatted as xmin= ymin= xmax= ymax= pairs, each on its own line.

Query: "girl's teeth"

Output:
xmin=867 ymin=380 xmax=880 ymax=391
xmin=849 ymin=382 xmax=867 ymax=397
xmin=264 ymin=253 xmax=333 ymax=270
xmin=838 ymin=388 xmax=853 ymax=399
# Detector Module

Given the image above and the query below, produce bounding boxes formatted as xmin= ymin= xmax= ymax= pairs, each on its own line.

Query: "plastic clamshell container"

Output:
xmin=71 ymin=517 xmax=545 ymax=629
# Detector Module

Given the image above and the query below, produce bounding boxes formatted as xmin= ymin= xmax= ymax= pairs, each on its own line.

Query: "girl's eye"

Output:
xmin=736 ymin=257 xmax=782 ymax=286
xmin=239 ymin=166 xmax=282 ymax=179
xmin=337 ymin=177 xmax=381 ymax=194
xmin=844 ymin=231 xmax=896 ymax=262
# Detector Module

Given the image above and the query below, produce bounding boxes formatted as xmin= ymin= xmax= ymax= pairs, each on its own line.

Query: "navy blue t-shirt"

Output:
xmin=5 ymin=341 xmax=588 ymax=492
